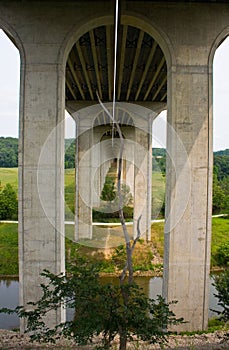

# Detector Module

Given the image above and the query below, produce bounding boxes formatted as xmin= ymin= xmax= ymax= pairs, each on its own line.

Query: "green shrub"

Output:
xmin=215 ymin=242 xmax=229 ymax=267
xmin=0 ymin=258 xmax=183 ymax=350
xmin=93 ymin=206 xmax=133 ymax=222
xmin=0 ymin=183 xmax=18 ymax=220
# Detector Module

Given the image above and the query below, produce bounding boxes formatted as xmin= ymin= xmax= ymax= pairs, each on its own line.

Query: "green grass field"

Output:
xmin=0 ymin=168 xmax=166 ymax=220
xmin=0 ymin=168 xmax=18 ymax=191
xmin=64 ymin=168 xmax=75 ymax=220
xmin=0 ymin=167 xmax=228 ymax=275
xmin=0 ymin=167 xmax=75 ymax=194
xmin=152 ymin=172 xmax=165 ymax=218
xmin=0 ymin=217 xmax=228 ymax=276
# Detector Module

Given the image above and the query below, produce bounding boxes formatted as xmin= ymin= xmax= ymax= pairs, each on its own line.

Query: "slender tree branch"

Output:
xmin=96 ymin=93 xmax=141 ymax=285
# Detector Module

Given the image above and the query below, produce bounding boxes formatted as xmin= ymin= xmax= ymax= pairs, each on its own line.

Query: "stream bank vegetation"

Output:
xmin=0 ymin=217 xmax=228 ymax=277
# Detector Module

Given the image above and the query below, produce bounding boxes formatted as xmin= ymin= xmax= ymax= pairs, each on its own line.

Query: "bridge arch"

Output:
xmin=60 ymin=11 xmax=174 ymax=91
xmin=208 ymin=26 xmax=229 ymax=68
xmin=0 ymin=20 xmax=25 ymax=61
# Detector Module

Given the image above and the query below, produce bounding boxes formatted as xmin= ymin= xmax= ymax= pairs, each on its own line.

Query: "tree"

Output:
xmin=64 ymin=139 xmax=75 ymax=169
xmin=0 ymin=100 xmax=183 ymax=349
xmin=212 ymin=174 xmax=225 ymax=214
xmin=100 ymin=176 xmax=116 ymax=203
xmin=215 ymin=242 xmax=229 ymax=267
xmin=212 ymin=269 xmax=229 ymax=322
xmin=0 ymin=137 xmax=18 ymax=167
xmin=0 ymin=256 xmax=183 ymax=350
xmin=0 ymin=183 xmax=18 ymax=220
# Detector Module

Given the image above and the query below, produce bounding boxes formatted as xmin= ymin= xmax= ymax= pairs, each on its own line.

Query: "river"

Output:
xmin=0 ymin=276 xmax=222 ymax=330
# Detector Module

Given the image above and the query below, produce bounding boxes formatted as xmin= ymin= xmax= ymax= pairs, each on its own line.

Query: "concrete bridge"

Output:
xmin=0 ymin=0 xmax=228 ymax=332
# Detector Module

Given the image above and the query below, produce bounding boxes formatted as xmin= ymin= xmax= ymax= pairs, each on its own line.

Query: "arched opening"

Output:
xmin=0 ymin=28 xmax=20 ymax=329
xmin=0 ymin=29 xmax=20 ymax=219
xmin=65 ymin=21 xmax=168 ymax=246
xmin=213 ymin=37 xmax=229 ymax=152
xmin=92 ymin=108 xmax=134 ymax=227
xmin=0 ymin=29 xmax=20 ymax=138
xmin=212 ymin=36 xmax=229 ymax=215
xmin=64 ymin=111 xmax=76 ymax=224
xmin=152 ymin=110 xmax=166 ymax=220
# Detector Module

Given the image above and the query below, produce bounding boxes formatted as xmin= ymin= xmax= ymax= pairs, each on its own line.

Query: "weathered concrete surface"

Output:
xmin=0 ymin=0 xmax=228 ymax=332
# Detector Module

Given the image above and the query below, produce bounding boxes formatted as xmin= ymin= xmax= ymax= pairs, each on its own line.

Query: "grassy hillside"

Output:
xmin=64 ymin=168 xmax=75 ymax=220
xmin=0 ymin=167 xmax=74 ymax=193
xmin=0 ymin=168 xmax=18 ymax=191
xmin=0 ymin=168 xmax=166 ymax=220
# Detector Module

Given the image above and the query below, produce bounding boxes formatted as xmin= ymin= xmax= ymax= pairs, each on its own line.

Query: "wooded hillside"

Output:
xmin=0 ymin=137 xmax=76 ymax=169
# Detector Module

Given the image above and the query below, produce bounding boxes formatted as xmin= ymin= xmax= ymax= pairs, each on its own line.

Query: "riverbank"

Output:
xmin=1 ymin=266 xmax=225 ymax=279
xmin=0 ymin=329 xmax=228 ymax=349
xmin=0 ymin=217 xmax=228 ymax=276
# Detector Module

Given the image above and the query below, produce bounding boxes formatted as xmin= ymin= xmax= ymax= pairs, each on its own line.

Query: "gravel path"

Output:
xmin=0 ymin=329 xmax=228 ymax=349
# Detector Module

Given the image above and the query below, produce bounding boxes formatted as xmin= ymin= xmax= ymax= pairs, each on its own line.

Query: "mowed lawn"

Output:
xmin=0 ymin=217 xmax=228 ymax=276
xmin=0 ymin=167 xmax=74 ymax=193
xmin=0 ymin=168 xmax=18 ymax=192
xmin=0 ymin=167 xmax=76 ymax=219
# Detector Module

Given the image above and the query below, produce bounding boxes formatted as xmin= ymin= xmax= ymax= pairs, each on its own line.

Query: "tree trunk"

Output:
xmin=119 ymin=332 xmax=127 ymax=350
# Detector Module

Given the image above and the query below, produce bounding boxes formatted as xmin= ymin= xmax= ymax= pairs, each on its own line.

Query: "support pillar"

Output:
xmin=163 ymin=64 xmax=212 ymax=331
xmin=18 ymin=59 xmax=65 ymax=330
xmin=75 ymin=122 xmax=93 ymax=240
xmin=133 ymin=122 xmax=152 ymax=241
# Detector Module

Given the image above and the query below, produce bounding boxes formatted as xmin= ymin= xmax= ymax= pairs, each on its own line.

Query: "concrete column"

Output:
xmin=134 ymin=125 xmax=152 ymax=241
xmin=76 ymin=128 xmax=93 ymax=240
xmin=163 ymin=64 xmax=212 ymax=331
xmin=18 ymin=59 xmax=65 ymax=330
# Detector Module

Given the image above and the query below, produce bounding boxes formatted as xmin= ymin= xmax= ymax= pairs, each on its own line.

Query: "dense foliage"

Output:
xmin=0 ymin=137 xmax=76 ymax=169
xmin=93 ymin=176 xmax=134 ymax=222
xmin=0 ymin=137 xmax=18 ymax=167
xmin=64 ymin=138 xmax=75 ymax=168
xmin=0 ymin=257 xmax=183 ymax=350
xmin=215 ymin=242 xmax=229 ymax=267
xmin=0 ymin=183 xmax=18 ymax=220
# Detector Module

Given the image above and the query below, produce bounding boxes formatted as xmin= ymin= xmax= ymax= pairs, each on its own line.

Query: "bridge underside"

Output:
xmin=66 ymin=24 xmax=167 ymax=104
xmin=0 ymin=0 xmax=228 ymax=333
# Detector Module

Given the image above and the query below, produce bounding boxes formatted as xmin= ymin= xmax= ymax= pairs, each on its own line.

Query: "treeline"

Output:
xmin=0 ymin=137 xmax=76 ymax=169
xmin=1 ymin=137 xmax=228 ymax=176
xmin=0 ymin=137 xmax=18 ymax=167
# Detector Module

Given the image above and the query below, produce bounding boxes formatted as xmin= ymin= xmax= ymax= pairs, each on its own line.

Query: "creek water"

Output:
xmin=0 ymin=276 xmax=222 ymax=330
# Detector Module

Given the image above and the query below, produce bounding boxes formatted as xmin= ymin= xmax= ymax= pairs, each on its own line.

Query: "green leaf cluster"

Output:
xmin=0 ymin=183 xmax=18 ymax=220
xmin=212 ymin=174 xmax=229 ymax=214
xmin=0 ymin=137 xmax=76 ymax=169
xmin=0 ymin=257 xmax=183 ymax=350
xmin=0 ymin=137 xmax=18 ymax=168
xmin=64 ymin=139 xmax=75 ymax=169
xmin=215 ymin=242 xmax=229 ymax=267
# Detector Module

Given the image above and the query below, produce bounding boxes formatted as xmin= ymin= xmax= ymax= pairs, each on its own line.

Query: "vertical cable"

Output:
xmin=112 ymin=0 xmax=119 ymax=145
